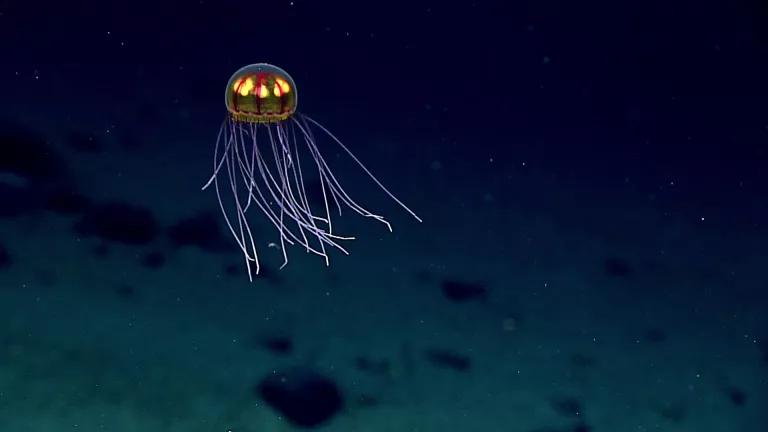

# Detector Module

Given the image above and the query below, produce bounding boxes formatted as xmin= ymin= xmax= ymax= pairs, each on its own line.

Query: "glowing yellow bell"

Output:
xmin=225 ymin=63 xmax=297 ymax=123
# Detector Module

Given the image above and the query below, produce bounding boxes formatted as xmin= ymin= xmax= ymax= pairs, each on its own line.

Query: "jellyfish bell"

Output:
xmin=203 ymin=63 xmax=421 ymax=281
xmin=225 ymin=63 xmax=298 ymax=123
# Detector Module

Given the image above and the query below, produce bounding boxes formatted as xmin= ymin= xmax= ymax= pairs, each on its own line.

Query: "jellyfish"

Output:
xmin=202 ymin=63 xmax=421 ymax=281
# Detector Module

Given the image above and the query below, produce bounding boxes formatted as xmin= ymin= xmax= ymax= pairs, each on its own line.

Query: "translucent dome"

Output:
xmin=225 ymin=63 xmax=298 ymax=123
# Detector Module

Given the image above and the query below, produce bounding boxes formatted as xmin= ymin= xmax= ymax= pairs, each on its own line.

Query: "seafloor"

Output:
xmin=0 ymin=74 xmax=766 ymax=432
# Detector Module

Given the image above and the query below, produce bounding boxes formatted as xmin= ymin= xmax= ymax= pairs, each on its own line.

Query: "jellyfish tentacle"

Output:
xmin=267 ymin=124 xmax=310 ymax=257
xmin=255 ymin=126 xmax=353 ymax=244
xmin=233 ymin=123 xmax=303 ymax=250
xmin=235 ymin=151 xmax=338 ymax=258
xmin=272 ymin=124 xmax=290 ymax=268
xmin=276 ymin=121 xmax=331 ymax=261
xmin=214 ymin=64 xmax=424 ymax=279
xmin=256 ymin=146 xmax=352 ymax=255
xmin=231 ymin=122 xmax=264 ymax=274
xmin=227 ymin=126 xmax=260 ymax=278
xmin=236 ymin=123 xmax=315 ymax=251
xmin=289 ymin=122 xmax=330 ymax=224
xmin=293 ymin=116 xmax=393 ymax=230
xmin=287 ymin=121 xmax=330 ymax=264
xmin=232 ymin=124 xmax=329 ymax=252
xmin=294 ymin=115 xmax=388 ymax=225
xmin=244 ymin=122 xmax=259 ymax=212
xmin=315 ymin=157 xmax=334 ymax=235
xmin=294 ymin=116 xmax=343 ymax=218
xmin=238 ymin=120 xmax=258 ymax=212
xmin=235 ymin=122 xmax=315 ymax=249
xmin=202 ymin=118 xmax=231 ymax=191
xmin=281 ymin=122 xmax=316 ymax=222
xmin=215 ymin=127 xmax=260 ymax=281
xmin=234 ymin=124 xmax=351 ymax=257
xmin=296 ymin=120 xmax=365 ymax=217
xmin=275 ymin=122 xmax=317 ymax=255
xmin=211 ymin=115 xmax=396 ymax=277
xmin=212 ymin=122 xmax=248 ymax=254
xmin=300 ymin=114 xmax=423 ymax=224
xmin=256 ymin=145 xmax=354 ymax=244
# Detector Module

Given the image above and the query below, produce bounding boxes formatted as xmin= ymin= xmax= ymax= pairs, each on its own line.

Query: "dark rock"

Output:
xmin=44 ymin=189 xmax=91 ymax=214
xmin=604 ymin=256 xmax=632 ymax=277
xmin=572 ymin=422 xmax=592 ymax=432
xmin=0 ymin=121 xmax=66 ymax=184
xmin=74 ymin=202 xmax=159 ymax=245
xmin=0 ymin=244 xmax=11 ymax=269
xmin=727 ymin=387 xmax=746 ymax=406
xmin=168 ymin=212 xmax=230 ymax=252
xmin=255 ymin=368 xmax=343 ymax=428
xmin=0 ymin=183 xmax=35 ymax=217
xmin=529 ymin=427 xmax=561 ymax=432
xmin=440 ymin=280 xmax=487 ymax=302
xmin=261 ymin=336 xmax=293 ymax=355
xmin=424 ymin=348 xmax=471 ymax=372
xmin=141 ymin=251 xmax=166 ymax=269
xmin=530 ymin=423 xmax=591 ymax=432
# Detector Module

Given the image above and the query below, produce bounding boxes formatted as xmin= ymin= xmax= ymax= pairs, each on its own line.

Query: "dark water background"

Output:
xmin=1 ymin=1 xmax=767 ymax=431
